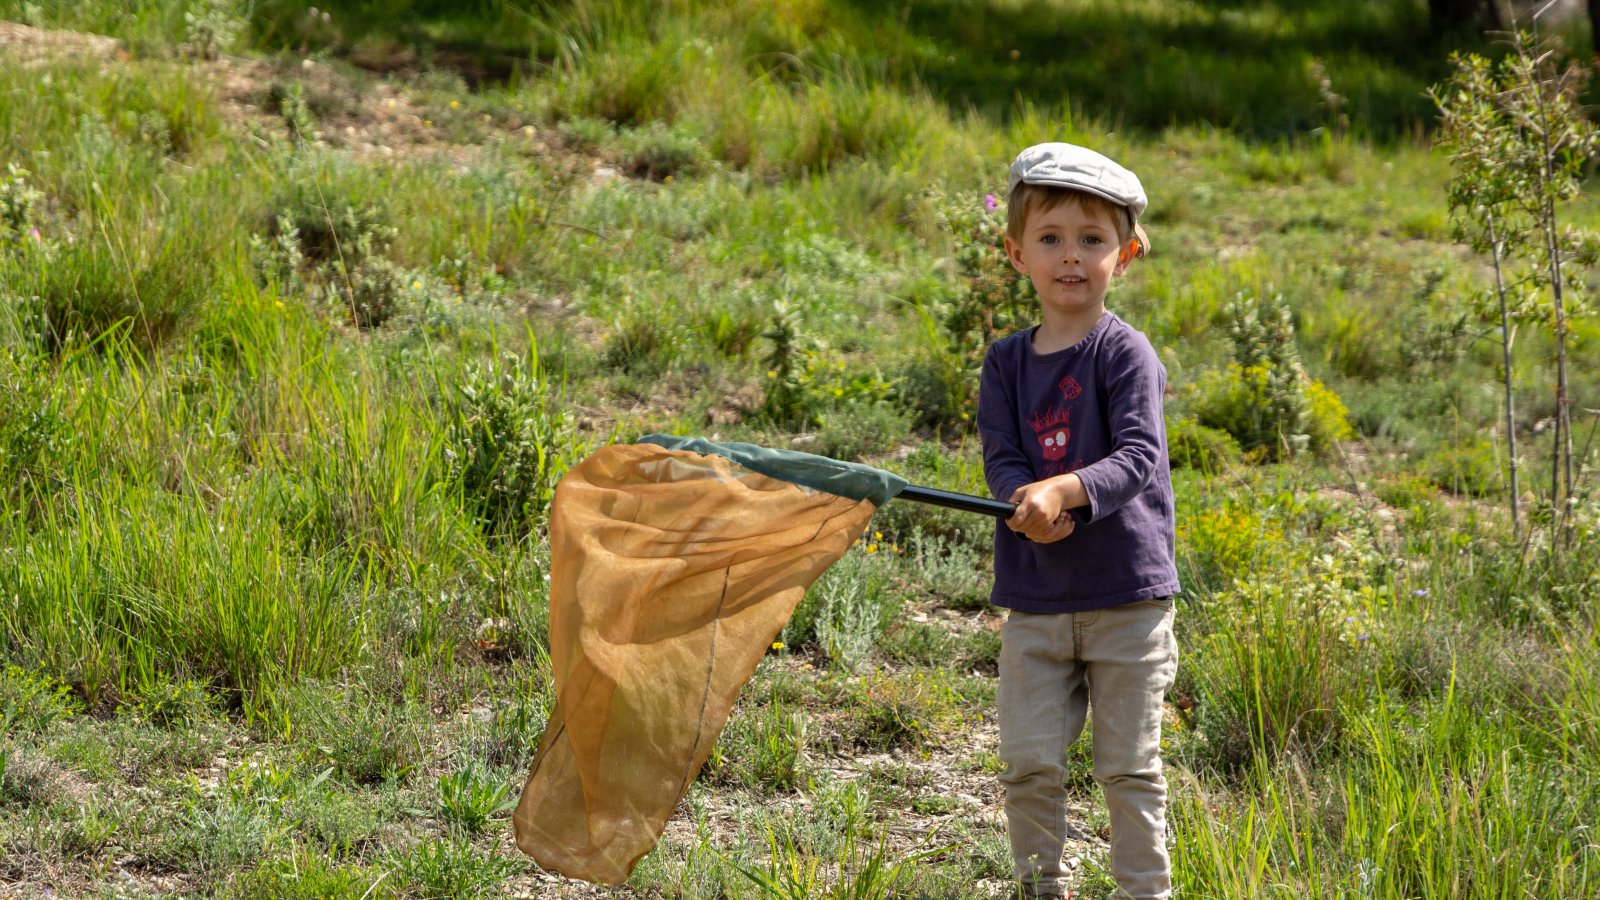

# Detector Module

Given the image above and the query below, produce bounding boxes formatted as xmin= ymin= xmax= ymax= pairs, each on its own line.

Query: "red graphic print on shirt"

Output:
xmin=1030 ymin=406 xmax=1072 ymax=461
xmin=1028 ymin=375 xmax=1087 ymax=465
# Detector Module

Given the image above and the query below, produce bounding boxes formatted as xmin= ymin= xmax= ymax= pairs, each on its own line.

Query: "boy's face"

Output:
xmin=1004 ymin=198 xmax=1136 ymax=328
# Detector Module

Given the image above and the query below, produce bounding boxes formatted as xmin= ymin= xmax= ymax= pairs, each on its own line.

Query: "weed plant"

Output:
xmin=443 ymin=346 xmax=587 ymax=536
xmin=437 ymin=758 xmax=514 ymax=835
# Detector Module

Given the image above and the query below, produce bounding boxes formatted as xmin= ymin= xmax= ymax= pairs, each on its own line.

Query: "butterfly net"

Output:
xmin=512 ymin=436 xmax=905 ymax=884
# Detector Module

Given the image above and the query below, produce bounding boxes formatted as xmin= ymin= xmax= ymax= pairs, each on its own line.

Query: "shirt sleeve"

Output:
xmin=978 ymin=340 xmax=1036 ymax=503
xmin=1073 ymin=332 xmax=1167 ymax=523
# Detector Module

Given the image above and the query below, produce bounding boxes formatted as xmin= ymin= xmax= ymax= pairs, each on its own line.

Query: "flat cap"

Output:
xmin=1007 ymin=142 xmax=1147 ymax=223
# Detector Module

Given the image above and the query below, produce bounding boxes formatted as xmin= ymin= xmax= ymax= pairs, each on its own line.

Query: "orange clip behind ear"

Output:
xmin=1133 ymin=223 xmax=1151 ymax=258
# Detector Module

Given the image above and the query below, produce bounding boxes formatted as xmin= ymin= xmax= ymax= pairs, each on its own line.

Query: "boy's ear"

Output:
xmin=1114 ymin=238 xmax=1139 ymax=274
xmin=1003 ymin=235 xmax=1027 ymax=274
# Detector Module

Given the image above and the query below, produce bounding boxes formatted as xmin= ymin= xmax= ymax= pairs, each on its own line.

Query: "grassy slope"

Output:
xmin=0 ymin=1 xmax=1598 ymax=898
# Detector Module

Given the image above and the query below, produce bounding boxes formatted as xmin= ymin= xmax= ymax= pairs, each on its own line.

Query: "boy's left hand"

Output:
xmin=1020 ymin=511 xmax=1075 ymax=543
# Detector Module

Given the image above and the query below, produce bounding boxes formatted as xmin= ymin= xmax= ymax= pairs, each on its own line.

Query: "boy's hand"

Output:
xmin=1007 ymin=477 xmax=1082 ymax=543
xmin=1021 ymin=511 xmax=1075 ymax=543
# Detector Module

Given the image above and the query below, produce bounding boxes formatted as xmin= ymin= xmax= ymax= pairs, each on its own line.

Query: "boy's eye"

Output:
xmin=1040 ymin=235 xmax=1059 ymax=245
xmin=1083 ymin=235 xmax=1103 ymax=245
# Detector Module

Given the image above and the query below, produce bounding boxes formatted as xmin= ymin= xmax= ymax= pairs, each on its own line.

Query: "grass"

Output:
xmin=0 ymin=0 xmax=1597 ymax=897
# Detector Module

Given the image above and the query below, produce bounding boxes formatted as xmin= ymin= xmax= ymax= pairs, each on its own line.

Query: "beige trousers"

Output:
xmin=998 ymin=599 xmax=1178 ymax=900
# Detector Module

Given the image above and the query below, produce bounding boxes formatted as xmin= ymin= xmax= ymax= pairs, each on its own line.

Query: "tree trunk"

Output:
xmin=1487 ymin=216 xmax=1521 ymax=542
xmin=1430 ymin=0 xmax=1482 ymax=34
xmin=1486 ymin=0 xmax=1516 ymax=32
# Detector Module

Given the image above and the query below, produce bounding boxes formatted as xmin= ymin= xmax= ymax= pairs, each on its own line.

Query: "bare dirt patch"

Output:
xmin=0 ymin=21 xmax=121 ymax=67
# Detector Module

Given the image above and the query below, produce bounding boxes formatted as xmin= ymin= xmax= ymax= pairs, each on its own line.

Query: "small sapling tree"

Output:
xmin=1430 ymin=30 xmax=1597 ymax=542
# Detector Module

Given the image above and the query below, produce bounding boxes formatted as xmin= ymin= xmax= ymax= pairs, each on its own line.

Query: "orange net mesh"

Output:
xmin=512 ymin=442 xmax=878 ymax=884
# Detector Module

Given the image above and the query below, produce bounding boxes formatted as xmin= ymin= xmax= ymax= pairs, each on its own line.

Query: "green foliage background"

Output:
xmin=0 ymin=1 xmax=1597 ymax=897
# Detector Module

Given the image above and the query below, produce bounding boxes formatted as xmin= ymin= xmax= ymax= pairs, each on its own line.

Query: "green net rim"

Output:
xmin=638 ymin=435 xmax=907 ymax=508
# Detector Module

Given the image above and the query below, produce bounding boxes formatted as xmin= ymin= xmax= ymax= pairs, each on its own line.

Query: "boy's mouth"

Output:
xmin=1056 ymin=275 xmax=1087 ymax=284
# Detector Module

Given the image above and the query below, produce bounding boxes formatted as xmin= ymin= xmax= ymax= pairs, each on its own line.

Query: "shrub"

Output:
xmin=182 ymin=0 xmax=247 ymax=61
xmin=602 ymin=307 xmax=679 ymax=374
xmin=444 ymin=348 xmax=587 ymax=536
xmin=0 ymin=165 xmax=42 ymax=246
xmin=1188 ymin=289 xmax=1359 ymax=462
xmin=1190 ymin=363 xmax=1352 ymax=463
xmin=1422 ymin=440 xmax=1502 ymax=498
xmin=758 ymin=302 xmax=897 ymax=435
xmin=699 ymin=305 xmax=764 ymax=360
xmin=848 ymin=671 xmax=963 ymax=750
xmin=555 ymin=116 xmax=616 ymax=152
xmin=1190 ymin=363 xmax=1305 ymax=461
xmin=20 ymin=228 xmax=218 ymax=352
xmin=783 ymin=544 xmax=899 ymax=670
xmin=1375 ymin=473 xmax=1442 ymax=512
xmin=0 ymin=665 xmax=82 ymax=733
xmin=708 ymin=700 xmax=809 ymax=793
xmin=810 ymin=401 xmax=913 ymax=462
xmin=909 ymin=190 xmax=1033 ymax=436
xmin=269 ymin=81 xmax=317 ymax=145
xmin=0 ymin=346 xmax=71 ymax=507
xmin=129 ymin=675 xmax=216 ymax=729
xmin=935 ymin=190 xmax=1032 ymax=354
xmin=1176 ymin=502 xmax=1287 ymax=597
xmin=1304 ymin=376 xmax=1355 ymax=453
xmin=227 ymin=852 xmax=392 ymax=899
xmin=325 ymin=256 xmax=412 ymax=329
xmin=264 ymin=191 xmax=395 ymax=267
xmin=896 ymin=338 xmax=973 ymax=436
xmin=391 ymin=838 xmax=521 ymax=898
xmin=1167 ymin=416 xmax=1242 ymax=472
xmin=285 ymin=683 xmax=429 ymax=785
xmin=438 ymin=759 xmax=515 ymax=835
xmin=758 ymin=300 xmax=809 ymax=428
xmin=906 ymin=530 xmax=988 ymax=611
xmin=617 ymin=122 xmax=709 ymax=181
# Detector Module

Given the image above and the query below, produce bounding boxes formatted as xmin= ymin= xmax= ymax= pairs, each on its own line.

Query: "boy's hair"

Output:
xmin=1007 ymin=182 xmax=1135 ymax=245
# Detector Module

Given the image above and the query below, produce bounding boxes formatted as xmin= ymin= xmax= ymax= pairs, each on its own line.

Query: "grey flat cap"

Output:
xmin=1007 ymin=142 xmax=1147 ymax=223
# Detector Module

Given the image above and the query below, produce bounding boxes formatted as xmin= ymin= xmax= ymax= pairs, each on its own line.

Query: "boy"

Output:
xmin=978 ymin=143 xmax=1180 ymax=900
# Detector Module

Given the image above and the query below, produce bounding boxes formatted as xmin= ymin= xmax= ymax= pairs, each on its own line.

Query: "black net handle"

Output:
xmin=897 ymin=485 xmax=1017 ymax=519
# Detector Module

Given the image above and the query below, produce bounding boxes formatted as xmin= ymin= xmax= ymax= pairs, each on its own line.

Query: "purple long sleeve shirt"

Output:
xmin=977 ymin=312 xmax=1179 ymax=612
